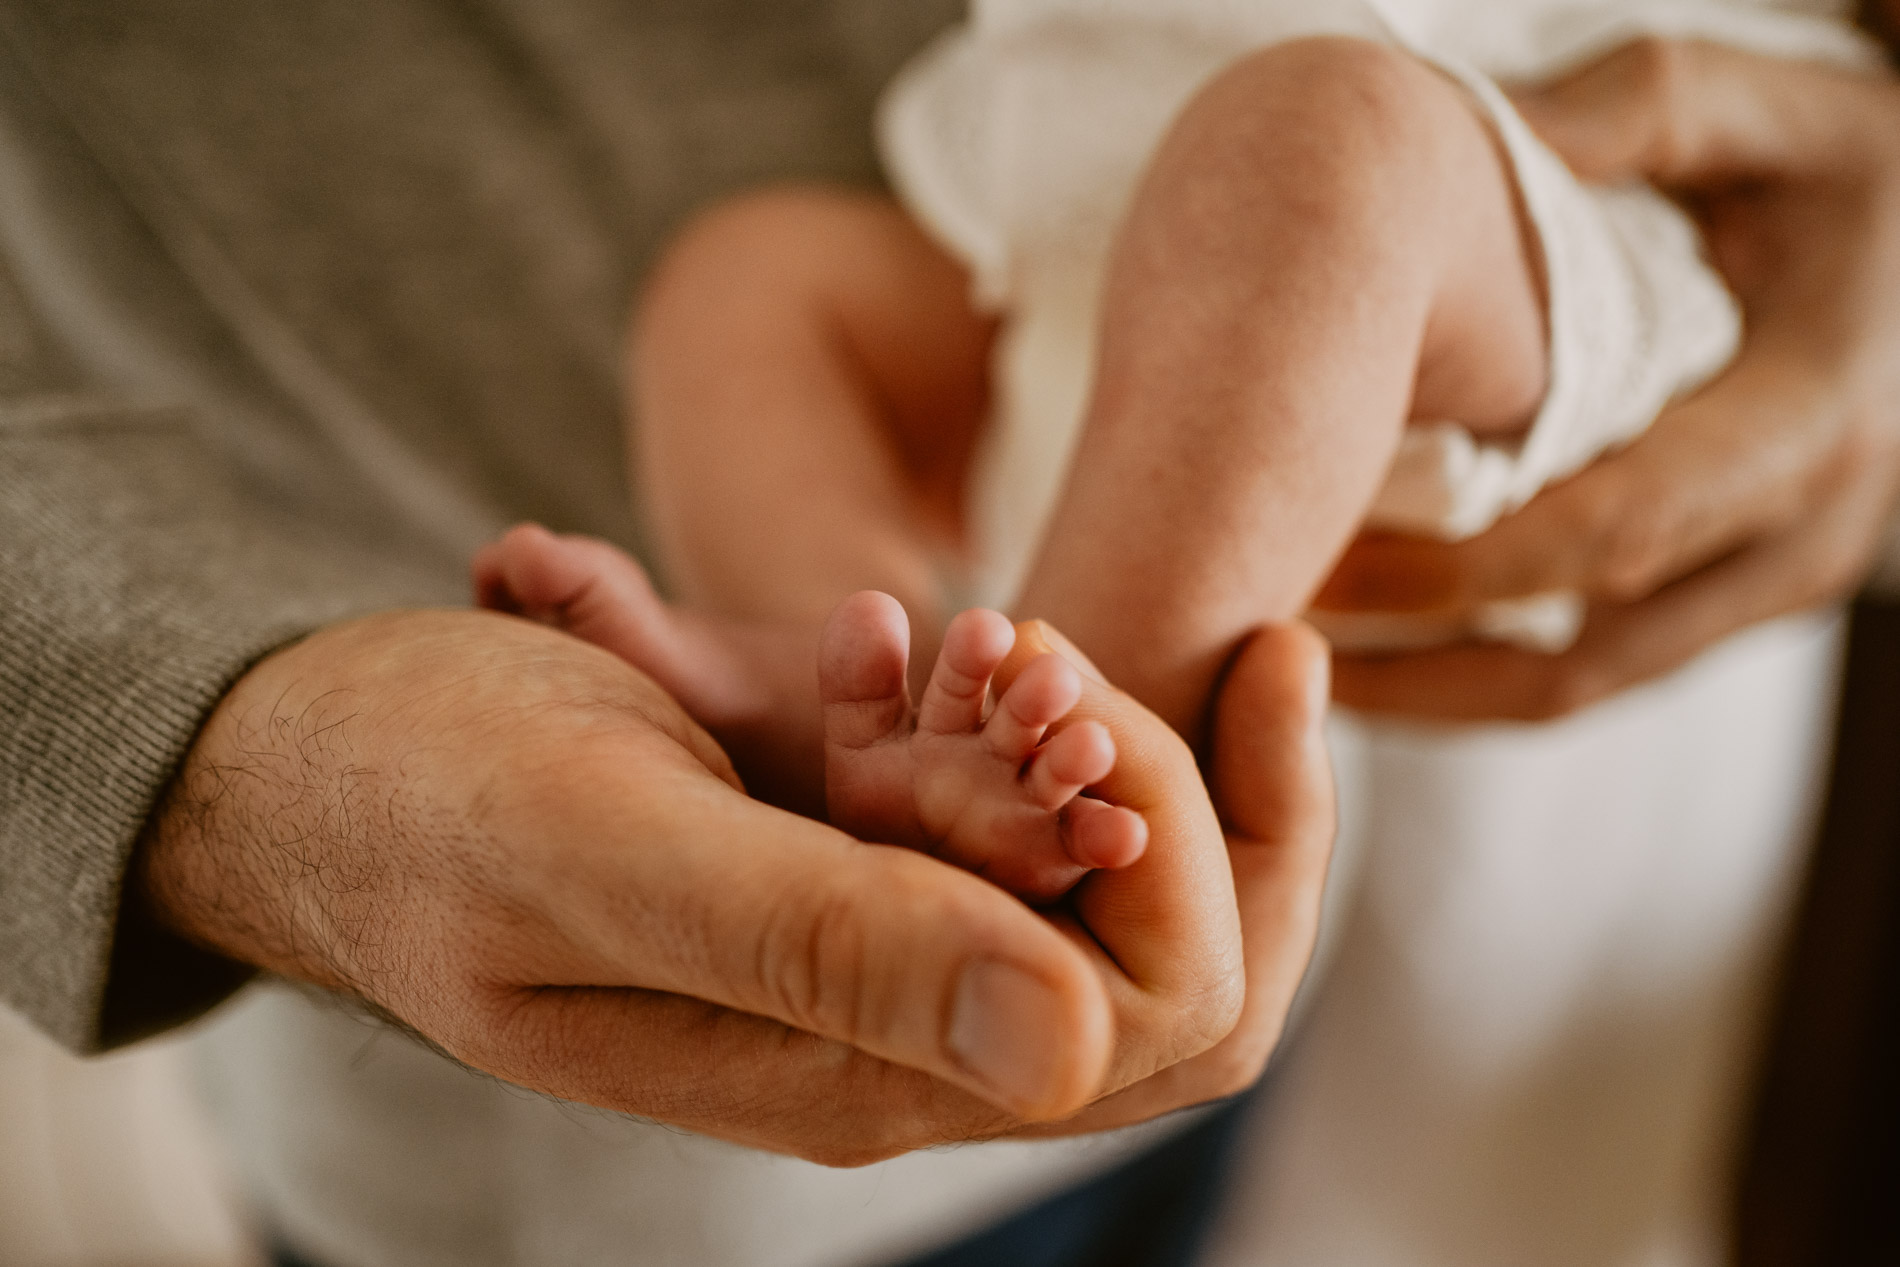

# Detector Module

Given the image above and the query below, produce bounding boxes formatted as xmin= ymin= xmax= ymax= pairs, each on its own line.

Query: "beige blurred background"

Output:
xmin=0 ymin=1004 xmax=259 ymax=1267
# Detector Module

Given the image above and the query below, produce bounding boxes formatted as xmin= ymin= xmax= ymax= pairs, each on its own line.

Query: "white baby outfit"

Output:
xmin=879 ymin=0 xmax=1876 ymax=648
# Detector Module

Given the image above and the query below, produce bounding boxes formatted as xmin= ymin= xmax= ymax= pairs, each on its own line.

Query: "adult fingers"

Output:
xmin=1508 ymin=38 xmax=1896 ymax=187
xmin=1332 ymin=462 xmax=1895 ymax=721
xmin=996 ymin=621 xmax=1245 ymax=1081
xmin=459 ymin=984 xmax=1018 ymax=1168
xmin=497 ymin=738 xmax=1112 ymax=1121
xmin=1316 ymin=349 xmax=1840 ymax=613
xmin=1199 ymin=622 xmax=1334 ymax=1084
xmin=1036 ymin=622 xmax=1337 ymax=1131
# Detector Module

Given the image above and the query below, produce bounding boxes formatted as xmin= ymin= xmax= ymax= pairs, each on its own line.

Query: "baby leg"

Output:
xmin=483 ymin=192 xmax=999 ymax=808
xmin=634 ymin=188 xmax=995 ymax=646
xmin=1015 ymin=37 xmax=1548 ymax=737
xmin=474 ymin=523 xmax=827 ymax=809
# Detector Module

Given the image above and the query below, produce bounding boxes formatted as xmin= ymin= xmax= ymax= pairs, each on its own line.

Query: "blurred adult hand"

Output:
xmin=1317 ymin=38 xmax=1900 ymax=720
xmin=135 ymin=609 xmax=1331 ymax=1165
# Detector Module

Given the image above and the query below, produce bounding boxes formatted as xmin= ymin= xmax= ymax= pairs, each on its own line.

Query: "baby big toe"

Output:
xmin=473 ymin=522 xmax=571 ymax=616
xmin=818 ymin=591 xmax=916 ymax=752
xmin=481 ymin=525 xmax=617 ymax=618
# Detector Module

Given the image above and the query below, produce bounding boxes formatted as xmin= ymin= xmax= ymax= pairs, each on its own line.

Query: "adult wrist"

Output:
xmin=97 ymin=830 xmax=255 ymax=1047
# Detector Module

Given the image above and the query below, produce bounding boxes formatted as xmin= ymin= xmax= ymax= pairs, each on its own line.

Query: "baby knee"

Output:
xmin=1232 ymin=35 xmax=1439 ymax=117
xmin=1172 ymin=36 xmax=1468 ymax=215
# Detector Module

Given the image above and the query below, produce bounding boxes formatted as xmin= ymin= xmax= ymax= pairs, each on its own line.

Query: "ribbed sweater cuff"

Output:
xmin=1 ymin=405 xmax=463 ymax=1050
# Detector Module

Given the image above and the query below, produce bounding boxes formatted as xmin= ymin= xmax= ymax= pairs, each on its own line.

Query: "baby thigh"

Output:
xmin=1016 ymin=37 xmax=1547 ymax=734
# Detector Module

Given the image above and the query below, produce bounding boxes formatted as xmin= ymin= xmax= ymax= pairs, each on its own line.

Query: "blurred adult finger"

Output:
xmin=1316 ymin=348 xmax=1840 ymax=614
xmin=1507 ymin=37 xmax=1899 ymax=187
xmin=1332 ymin=462 xmax=1896 ymax=720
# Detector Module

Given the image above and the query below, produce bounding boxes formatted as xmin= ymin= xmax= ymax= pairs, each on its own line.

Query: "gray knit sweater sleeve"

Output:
xmin=0 ymin=35 xmax=463 ymax=1049
xmin=0 ymin=0 xmax=957 ymax=1053
xmin=0 ymin=6 xmax=489 ymax=1052
xmin=1 ymin=400 xmax=459 ymax=1051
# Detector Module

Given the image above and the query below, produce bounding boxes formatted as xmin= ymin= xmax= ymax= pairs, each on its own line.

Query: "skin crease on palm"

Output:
xmin=129 ymin=35 xmax=1900 ymax=1167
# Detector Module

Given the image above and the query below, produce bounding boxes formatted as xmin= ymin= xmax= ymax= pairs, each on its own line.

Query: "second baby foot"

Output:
xmin=473 ymin=522 xmax=804 ymax=726
xmin=820 ymin=591 xmax=1148 ymax=902
xmin=473 ymin=523 xmax=827 ymax=807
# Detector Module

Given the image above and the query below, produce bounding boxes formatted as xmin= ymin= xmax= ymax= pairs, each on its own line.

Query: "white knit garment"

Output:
xmin=878 ymin=0 xmax=1876 ymax=650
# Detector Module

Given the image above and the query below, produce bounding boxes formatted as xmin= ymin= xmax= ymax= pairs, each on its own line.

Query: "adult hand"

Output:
xmin=1316 ymin=39 xmax=1900 ymax=720
xmin=1030 ymin=620 xmax=1334 ymax=1134
xmin=135 ymin=608 xmax=1332 ymax=1165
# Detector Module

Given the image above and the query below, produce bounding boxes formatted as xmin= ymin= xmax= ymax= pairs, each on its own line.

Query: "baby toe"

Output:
xmin=984 ymin=653 xmax=1081 ymax=761
xmin=1024 ymin=721 xmax=1115 ymax=810
xmin=484 ymin=523 xmax=607 ymax=624
xmin=1064 ymin=798 xmax=1149 ymax=870
xmin=470 ymin=539 xmax=520 ymax=613
xmin=917 ymin=608 xmax=1014 ymax=737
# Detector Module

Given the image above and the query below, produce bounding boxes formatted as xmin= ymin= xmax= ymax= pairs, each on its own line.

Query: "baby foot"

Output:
xmin=820 ymin=591 xmax=1148 ymax=902
xmin=475 ymin=525 xmax=1147 ymax=898
xmin=473 ymin=523 xmax=824 ymax=806
xmin=473 ymin=523 xmax=773 ymax=721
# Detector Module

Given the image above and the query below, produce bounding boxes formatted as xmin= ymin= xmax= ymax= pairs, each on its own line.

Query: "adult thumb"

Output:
xmin=521 ymin=751 xmax=1117 ymax=1121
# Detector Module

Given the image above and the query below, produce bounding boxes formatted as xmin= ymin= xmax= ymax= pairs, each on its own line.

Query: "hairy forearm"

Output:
xmin=135 ymin=614 xmax=501 ymax=997
xmin=138 ymin=662 xmax=385 ymax=994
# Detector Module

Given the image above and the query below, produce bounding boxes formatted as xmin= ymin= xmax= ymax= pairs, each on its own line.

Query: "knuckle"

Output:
xmin=1617 ymin=37 xmax=1697 ymax=169
xmin=755 ymin=874 xmax=873 ymax=1041
xmin=1526 ymin=661 xmax=1609 ymax=722
xmin=1179 ymin=962 xmax=1248 ymax=1060
xmin=1204 ymin=1027 xmax=1281 ymax=1100
xmin=1592 ymin=500 xmax=1675 ymax=603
